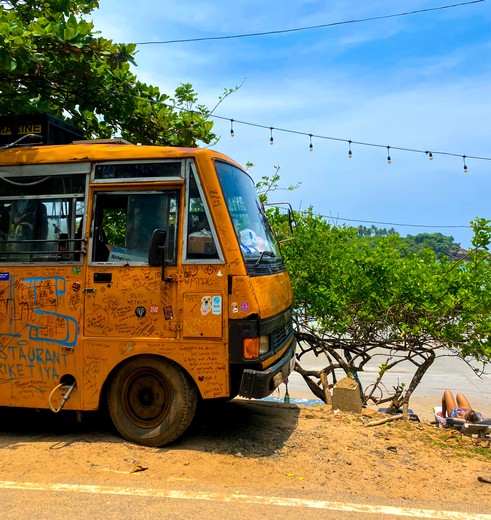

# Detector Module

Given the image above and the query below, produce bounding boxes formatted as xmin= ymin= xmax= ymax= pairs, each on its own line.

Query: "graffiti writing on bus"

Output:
xmin=0 ymin=340 xmax=69 ymax=381
xmin=0 ymin=275 xmax=78 ymax=349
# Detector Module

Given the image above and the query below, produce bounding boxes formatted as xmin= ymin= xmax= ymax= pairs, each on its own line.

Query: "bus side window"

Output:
xmin=0 ymin=202 xmax=8 ymax=239
xmin=92 ymin=192 xmax=179 ymax=264
xmin=186 ymin=170 xmax=218 ymax=260
xmin=0 ymin=170 xmax=86 ymax=264
xmin=10 ymin=199 xmax=48 ymax=243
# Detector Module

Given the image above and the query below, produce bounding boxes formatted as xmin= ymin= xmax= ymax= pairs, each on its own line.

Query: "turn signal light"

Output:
xmin=243 ymin=338 xmax=259 ymax=359
xmin=243 ymin=336 xmax=270 ymax=359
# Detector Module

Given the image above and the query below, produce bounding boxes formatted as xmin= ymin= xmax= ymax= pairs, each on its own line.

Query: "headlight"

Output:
xmin=259 ymin=335 xmax=270 ymax=355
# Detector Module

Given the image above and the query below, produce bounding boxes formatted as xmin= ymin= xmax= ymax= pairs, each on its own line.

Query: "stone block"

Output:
xmin=332 ymin=376 xmax=362 ymax=414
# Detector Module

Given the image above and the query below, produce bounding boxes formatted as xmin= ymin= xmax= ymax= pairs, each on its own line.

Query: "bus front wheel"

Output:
xmin=107 ymin=356 xmax=197 ymax=447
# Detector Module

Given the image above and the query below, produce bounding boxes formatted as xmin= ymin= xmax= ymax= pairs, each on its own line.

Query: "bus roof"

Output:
xmin=0 ymin=142 xmax=243 ymax=170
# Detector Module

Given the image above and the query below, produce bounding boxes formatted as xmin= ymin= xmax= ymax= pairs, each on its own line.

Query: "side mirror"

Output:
xmin=148 ymin=228 xmax=167 ymax=268
xmin=288 ymin=207 xmax=296 ymax=234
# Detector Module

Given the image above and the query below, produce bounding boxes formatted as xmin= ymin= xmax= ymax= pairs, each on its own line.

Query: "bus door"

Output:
xmin=179 ymin=163 xmax=229 ymax=398
xmin=83 ymin=188 xmax=181 ymax=343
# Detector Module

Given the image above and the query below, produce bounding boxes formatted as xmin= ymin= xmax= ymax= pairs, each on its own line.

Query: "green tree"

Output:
xmin=270 ymin=208 xmax=491 ymax=412
xmin=0 ymin=0 xmax=215 ymax=145
xmin=356 ymin=225 xmax=396 ymax=237
xmin=404 ymin=232 xmax=463 ymax=260
xmin=356 ymin=227 xmax=464 ymax=260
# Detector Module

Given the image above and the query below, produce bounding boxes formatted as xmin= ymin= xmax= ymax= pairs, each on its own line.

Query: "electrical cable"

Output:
xmin=134 ymin=1 xmax=486 ymax=45
xmin=319 ymin=214 xmax=472 ymax=229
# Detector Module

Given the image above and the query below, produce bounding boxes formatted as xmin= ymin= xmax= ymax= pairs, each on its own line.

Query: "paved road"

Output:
xmin=2 ymin=480 xmax=491 ymax=519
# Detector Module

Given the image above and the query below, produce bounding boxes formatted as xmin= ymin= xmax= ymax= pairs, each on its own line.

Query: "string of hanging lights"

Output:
xmin=158 ymin=101 xmax=490 ymax=173
xmin=209 ymin=113 xmax=491 ymax=174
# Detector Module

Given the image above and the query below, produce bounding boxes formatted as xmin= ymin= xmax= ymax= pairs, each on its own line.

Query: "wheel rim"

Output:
xmin=121 ymin=367 xmax=172 ymax=429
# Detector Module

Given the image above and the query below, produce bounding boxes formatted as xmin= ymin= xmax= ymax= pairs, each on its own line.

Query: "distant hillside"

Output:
xmin=356 ymin=226 xmax=466 ymax=260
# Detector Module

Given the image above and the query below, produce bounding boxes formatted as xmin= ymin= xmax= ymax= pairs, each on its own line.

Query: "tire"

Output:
xmin=107 ymin=356 xmax=197 ymax=447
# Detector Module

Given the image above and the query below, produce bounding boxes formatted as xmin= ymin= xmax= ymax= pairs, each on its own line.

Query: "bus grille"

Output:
xmin=271 ymin=319 xmax=294 ymax=351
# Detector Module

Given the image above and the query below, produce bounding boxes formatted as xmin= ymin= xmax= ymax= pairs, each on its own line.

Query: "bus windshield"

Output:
xmin=215 ymin=160 xmax=283 ymax=273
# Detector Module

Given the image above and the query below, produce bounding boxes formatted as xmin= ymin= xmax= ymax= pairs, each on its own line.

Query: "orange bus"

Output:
xmin=0 ymin=131 xmax=295 ymax=446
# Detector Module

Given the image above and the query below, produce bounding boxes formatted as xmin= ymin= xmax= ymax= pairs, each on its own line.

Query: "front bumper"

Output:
xmin=238 ymin=337 xmax=296 ymax=399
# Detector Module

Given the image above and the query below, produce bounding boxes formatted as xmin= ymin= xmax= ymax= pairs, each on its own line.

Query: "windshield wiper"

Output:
xmin=253 ymin=251 xmax=275 ymax=267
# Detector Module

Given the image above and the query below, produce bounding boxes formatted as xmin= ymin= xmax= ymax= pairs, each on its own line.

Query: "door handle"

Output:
xmin=82 ymin=288 xmax=97 ymax=294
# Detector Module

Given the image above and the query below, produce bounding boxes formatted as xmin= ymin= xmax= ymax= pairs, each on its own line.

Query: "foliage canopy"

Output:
xmin=0 ymin=0 xmax=215 ymax=145
xmin=268 ymin=202 xmax=491 ymax=411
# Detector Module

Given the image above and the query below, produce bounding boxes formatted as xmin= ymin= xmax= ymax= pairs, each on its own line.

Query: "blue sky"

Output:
xmin=91 ymin=1 xmax=491 ymax=247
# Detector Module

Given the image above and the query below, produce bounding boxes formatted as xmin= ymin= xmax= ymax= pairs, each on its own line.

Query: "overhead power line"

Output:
xmin=323 ymin=215 xmax=472 ymax=229
xmin=135 ymin=0 xmax=486 ymax=45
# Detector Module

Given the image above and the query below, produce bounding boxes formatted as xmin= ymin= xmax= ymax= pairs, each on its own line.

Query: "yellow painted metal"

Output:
xmin=0 ymin=143 xmax=292 ymax=412
xmin=0 ymin=265 xmax=83 ymax=409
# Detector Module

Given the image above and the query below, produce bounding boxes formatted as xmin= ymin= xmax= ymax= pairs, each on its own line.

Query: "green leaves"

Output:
xmin=0 ymin=53 xmax=17 ymax=72
xmin=471 ymin=217 xmax=491 ymax=250
xmin=271 ymin=209 xmax=491 ymax=364
xmin=0 ymin=1 xmax=215 ymax=146
xmin=265 ymin=178 xmax=491 ymax=409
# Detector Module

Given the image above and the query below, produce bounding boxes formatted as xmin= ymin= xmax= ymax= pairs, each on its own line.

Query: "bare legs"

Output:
xmin=441 ymin=390 xmax=456 ymax=418
xmin=441 ymin=390 xmax=472 ymax=417
xmin=455 ymin=392 xmax=472 ymax=410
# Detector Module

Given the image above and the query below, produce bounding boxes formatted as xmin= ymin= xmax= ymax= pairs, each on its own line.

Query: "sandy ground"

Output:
xmin=0 ymin=398 xmax=490 ymax=515
xmin=0 ymin=351 xmax=490 ymax=515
